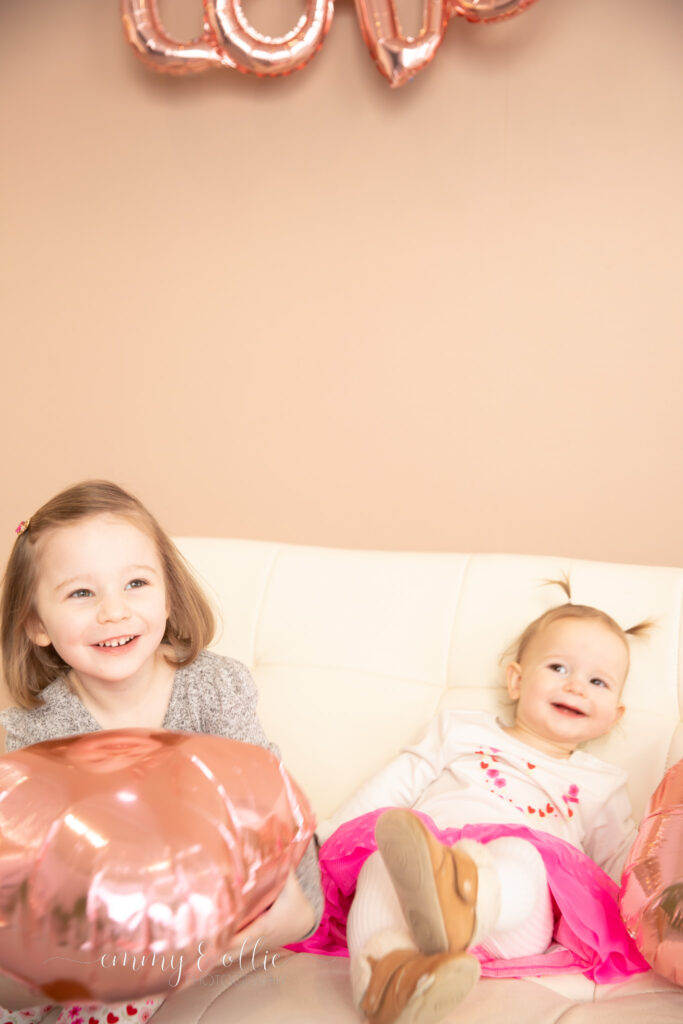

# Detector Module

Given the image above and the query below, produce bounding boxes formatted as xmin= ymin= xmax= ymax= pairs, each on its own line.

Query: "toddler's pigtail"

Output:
xmin=624 ymin=619 xmax=656 ymax=638
xmin=542 ymin=573 xmax=572 ymax=603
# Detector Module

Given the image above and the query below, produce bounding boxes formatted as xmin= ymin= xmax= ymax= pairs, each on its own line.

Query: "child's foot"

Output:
xmin=375 ymin=810 xmax=478 ymax=955
xmin=361 ymin=947 xmax=480 ymax=1024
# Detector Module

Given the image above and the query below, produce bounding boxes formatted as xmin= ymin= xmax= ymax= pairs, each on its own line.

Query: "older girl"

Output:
xmin=0 ymin=480 xmax=322 ymax=1024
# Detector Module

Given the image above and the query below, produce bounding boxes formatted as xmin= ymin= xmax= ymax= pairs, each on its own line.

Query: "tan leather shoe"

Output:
xmin=361 ymin=947 xmax=480 ymax=1024
xmin=376 ymin=810 xmax=478 ymax=955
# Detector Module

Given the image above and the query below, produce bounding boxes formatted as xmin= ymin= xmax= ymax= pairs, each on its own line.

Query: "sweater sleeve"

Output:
xmin=199 ymin=655 xmax=323 ymax=935
xmin=0 ymin=708 xmax=35 ymax=753
xmin=0 ymin=681 xmax=91 ymax=752
xmin=201 ymin=656 xmax=279 ymax=751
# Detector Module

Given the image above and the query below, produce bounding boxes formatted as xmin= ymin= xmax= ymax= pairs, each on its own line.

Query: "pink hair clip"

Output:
xmin=15 ymin=519 xmax=30 ymax=536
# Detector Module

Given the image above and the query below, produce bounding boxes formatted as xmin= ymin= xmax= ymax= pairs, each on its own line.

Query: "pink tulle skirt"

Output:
xmin=289 ymin=809 xmax=648 ymax=983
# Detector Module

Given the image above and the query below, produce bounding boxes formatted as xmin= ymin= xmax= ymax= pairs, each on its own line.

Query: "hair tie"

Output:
xmin=15 ymin=518 xmax=30 ymax=537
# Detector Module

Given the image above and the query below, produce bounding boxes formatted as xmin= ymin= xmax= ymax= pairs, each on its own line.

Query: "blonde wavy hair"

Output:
xmin=1 ymin=480 xmax=216 ymax=709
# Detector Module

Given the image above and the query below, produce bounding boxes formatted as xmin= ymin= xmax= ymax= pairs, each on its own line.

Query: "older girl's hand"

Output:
xmin=227 ymin=867 xmax=316 ymax=962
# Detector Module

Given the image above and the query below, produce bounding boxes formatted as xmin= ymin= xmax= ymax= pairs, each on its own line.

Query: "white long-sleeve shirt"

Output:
xmin=321 ymin=710 xmax=637 ymax=883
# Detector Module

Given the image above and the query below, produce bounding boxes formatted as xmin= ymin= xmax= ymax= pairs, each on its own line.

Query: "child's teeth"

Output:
xmin=98 ymin=637 xmax=134 ymax=648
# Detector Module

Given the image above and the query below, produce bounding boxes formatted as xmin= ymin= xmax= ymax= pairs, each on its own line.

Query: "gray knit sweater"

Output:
xmin=0 ymin=650 xmax=322 ymax=931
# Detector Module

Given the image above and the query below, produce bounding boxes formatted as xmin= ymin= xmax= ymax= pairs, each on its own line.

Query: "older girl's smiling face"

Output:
xmin=504 ymin=616 xmax=628 ymax=758
xmin=27 ymin=514 xmax=169 ymax=693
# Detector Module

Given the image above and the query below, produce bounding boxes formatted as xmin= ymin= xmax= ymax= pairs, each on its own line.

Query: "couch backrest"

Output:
xmin=176 ymin=539 xmax=683 ymax=823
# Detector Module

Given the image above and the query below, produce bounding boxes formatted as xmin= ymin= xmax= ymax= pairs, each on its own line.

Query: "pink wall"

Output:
xmin=2 ymin=0 xmax=682 ymax=584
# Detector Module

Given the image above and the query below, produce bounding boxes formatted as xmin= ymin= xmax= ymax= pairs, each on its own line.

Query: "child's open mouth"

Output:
xmin=551 ymin=702 xmax=586 ymax=717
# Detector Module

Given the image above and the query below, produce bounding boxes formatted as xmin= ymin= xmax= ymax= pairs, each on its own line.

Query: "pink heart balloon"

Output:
xmin=619 ymin=759 xmax=683 ymax=986
xmin=0 ymin=730 xmax=315 ymax=1002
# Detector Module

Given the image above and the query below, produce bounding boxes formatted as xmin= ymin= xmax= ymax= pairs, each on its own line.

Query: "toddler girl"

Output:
xmin=0 ymin=480 xmax=322 ymax=1024
xmin=303 ymin=587 xmax=650 ymax=1024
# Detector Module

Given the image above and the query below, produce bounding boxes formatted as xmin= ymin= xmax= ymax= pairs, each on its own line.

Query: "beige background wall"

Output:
xmin=1 ymin=0 xmax=682 ymax=579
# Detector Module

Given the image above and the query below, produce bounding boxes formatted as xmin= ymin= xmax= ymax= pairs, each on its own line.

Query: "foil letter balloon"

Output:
xmin=121 ymin=0 xmax=542 ymax=86
xmin=354 ymin=0 xmax=449 ymax=88
xmin=207 ymin=0 xmax=334 ymax=76
xmin=449 ymin=0 xmax=538 ymax=22
xmin=0 ymin=730 xmax=316 ymax=1002
xmin=120 ymin=0 xmax=335 ymax=77
xmin=619 ymin=759 xmax=683 ymax=985
xmin=120 ymin=0 xmax=219 ymax=73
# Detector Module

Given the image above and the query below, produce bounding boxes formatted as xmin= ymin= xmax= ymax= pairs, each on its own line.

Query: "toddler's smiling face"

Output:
xmin=504 ymin=616 xmax=628 ymax=758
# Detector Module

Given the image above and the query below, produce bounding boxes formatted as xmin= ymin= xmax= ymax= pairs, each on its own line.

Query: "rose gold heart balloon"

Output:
xmin=619 ymin=759 xmax=682 ymax=986
xmin=0 ymin=730 xmax=315 ymax=1002
xmin=450 ymin=0 xmax=538 ymax=22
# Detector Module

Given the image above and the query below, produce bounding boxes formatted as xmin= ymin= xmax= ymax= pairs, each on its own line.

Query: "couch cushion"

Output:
xmin=175 ymin=540 xmax=683 ymax=822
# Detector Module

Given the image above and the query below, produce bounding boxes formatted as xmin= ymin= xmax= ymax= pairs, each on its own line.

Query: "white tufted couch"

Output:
xmin=4 ymin=541 xmax=682 ymax=1023
xmin=159 ymin=539 xmax=682 ymax=1024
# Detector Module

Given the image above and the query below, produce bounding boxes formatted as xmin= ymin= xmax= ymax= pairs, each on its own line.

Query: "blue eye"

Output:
xmin=69 ymin=588 xmax=93 ymax=599
xmin=126 ymin=579 xmax=148 ymax=590
xmin=549 ymin=663 xmax=567 ymax=674
xmin=590 ymin=678 xmax=607 ymax=688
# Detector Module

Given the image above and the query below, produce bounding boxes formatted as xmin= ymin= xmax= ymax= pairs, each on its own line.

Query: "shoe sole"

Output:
xmin=393 ymin=954 xmax=481 ymax=1024
xmin=376 ymin=810 xmax=450 ymax=955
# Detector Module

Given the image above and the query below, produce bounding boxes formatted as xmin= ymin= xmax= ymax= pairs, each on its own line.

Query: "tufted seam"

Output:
xmin=250 ymin=546 xmax=285 ymax=670
xmin=175 ymin=964 xmax=257 ymax=1024
xmin=443 ymin=553 xmax=472 ymax=690
xmin=552 ymin=998 xmax=598 ymax=1020
xmin=191 ymin=952 xmax=297 ymax=1024
xmin=669 ymin=573 xmax=683 ymax=771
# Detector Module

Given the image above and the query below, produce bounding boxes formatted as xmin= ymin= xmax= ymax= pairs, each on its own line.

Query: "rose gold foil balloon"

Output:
xmin=120 ymin=0 xmax=220 ymax=73
xmin=0 ymin=730 xmax=315 ymax=1002
xmin=120 ymin=0 xmax=334 ymax=77
xmin=208 ymin=0 xmax=334 ymax=76
xmin=354 ymin=0 xmax=449 ymax=88
xmin=449 ymin=0 xmax=538 ymax=22
xmin=121 ymin=0 xmax=541 ymax=87
xmin=619 ymin=759 xmax=683 ymax=985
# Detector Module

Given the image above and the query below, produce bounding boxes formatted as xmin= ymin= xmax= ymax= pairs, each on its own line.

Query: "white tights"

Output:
xmin=347 ymin=837 xmax=554 ymax=1007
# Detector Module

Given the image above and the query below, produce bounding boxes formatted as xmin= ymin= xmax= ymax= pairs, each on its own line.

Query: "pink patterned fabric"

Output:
xmin=51 ymin=997 xmax=164 ymax=1024
xmin=289 ymin=810 xmax=648 ymax=983
xmin=0 ymin=1007 xmax=55 ymax=1024
xmin=0 ymin=996 xmax=164 ymax=1024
